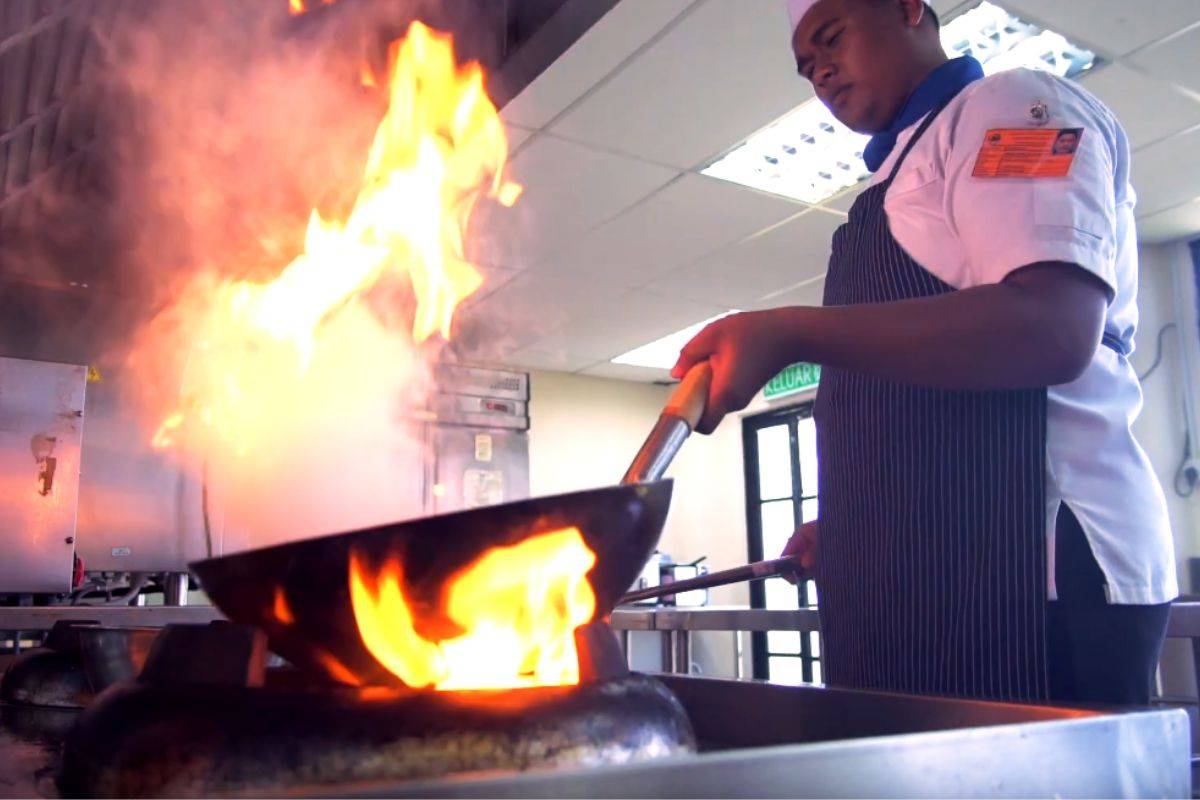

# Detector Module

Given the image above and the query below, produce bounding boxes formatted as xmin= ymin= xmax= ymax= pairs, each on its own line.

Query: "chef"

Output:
xmin=673 ymin=0 xmax=1177 ymax=704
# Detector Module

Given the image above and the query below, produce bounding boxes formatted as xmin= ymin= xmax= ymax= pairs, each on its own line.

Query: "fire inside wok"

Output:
xmin=190 ymin=480 xmax=672 ymax=687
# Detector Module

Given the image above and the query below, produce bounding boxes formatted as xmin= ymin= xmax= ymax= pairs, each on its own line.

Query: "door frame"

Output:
xmin=742 ymin=400 xmax=818 ymax=682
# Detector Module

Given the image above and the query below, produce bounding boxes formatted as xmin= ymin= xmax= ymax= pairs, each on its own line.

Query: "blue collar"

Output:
xmin=862 ymin=55 xmax=984 ymax=173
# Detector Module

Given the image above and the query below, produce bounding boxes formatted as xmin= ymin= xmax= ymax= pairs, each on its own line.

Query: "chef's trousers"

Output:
xmin=1048 ymin=504 xmax=1171 ymax=705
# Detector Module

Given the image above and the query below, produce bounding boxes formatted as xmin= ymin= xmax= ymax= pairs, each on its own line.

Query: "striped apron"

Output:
xmin=814 ymin=102 xmax=1050 ymax=702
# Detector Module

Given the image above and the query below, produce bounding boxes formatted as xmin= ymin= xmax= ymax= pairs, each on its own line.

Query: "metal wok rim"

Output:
xmin=188 ymin=479 xmax=672 ymax=572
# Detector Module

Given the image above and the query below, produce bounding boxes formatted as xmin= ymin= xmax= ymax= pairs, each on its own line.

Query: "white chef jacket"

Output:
xmin=868 ymin=67 xmax=1177 ymax=605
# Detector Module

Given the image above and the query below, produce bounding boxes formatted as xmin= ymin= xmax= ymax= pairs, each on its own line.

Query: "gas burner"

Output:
xmin=1 ymin=621 xmax=168 ymax=710
xmin=61 ymin=672 xmax=692 ymax=798
xmin=1 ymin=622 xmax=99 ymax=710
xmin=57 ymin=623 xmax=695 ymax=798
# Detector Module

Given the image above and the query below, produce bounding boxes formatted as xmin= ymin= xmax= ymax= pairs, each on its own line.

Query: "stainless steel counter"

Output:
xmin=614 ymin=601 xmax=1200 ymax=634
xmin=613 ymin=606 xmax=821 ymax=632
xmin=1171 ymin=601 xmax=1200 ymax=638
xmin=0 ymin=599 xmax=1193 ymax=635
xmin=611 ymin=602 xmax=1200 ymax=676
xmin=1 ymin=606 xmax=1195 ymax=797
xmin=611 ymin=606 xmax=815 ymax=675
xmin=345 ymin=675 xmax=1191 ymax=798
xmin=2 ymin=671 xmax=1188 ymax=799
xmin=0 ymin=605 xmax=224 ymax=632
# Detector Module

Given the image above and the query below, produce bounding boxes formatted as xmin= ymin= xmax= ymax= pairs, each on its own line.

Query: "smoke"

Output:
xmin=100 ymin=1 xmax=380 ymax=314
xmin=77 ymin=0 xmax=513 ymax=549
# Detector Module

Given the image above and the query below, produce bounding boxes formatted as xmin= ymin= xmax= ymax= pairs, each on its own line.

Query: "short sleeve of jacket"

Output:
xmin=942 ymin=70 xmax=1120 ymax=296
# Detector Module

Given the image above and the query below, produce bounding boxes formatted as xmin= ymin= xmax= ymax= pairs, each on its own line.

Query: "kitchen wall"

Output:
xmin=1134 ymin=242 xmax=1200 ymax=587
xmin=526 ymin=369 xmax=751 ymax=678
xmin=1133 ymin=240 xmax=1200 ymax=696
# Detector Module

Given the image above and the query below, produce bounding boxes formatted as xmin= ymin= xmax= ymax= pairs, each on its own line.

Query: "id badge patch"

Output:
xmin=972 ymin=127 xmax=1083 ymax=178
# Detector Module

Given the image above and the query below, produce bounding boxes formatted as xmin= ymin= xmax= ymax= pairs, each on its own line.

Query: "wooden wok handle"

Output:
xmin=663 ymin=361 xmax=712 ymax=429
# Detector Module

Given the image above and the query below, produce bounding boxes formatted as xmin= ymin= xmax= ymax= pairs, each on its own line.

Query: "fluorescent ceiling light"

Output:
xmin=612 ymin=311 xmax=738 ymax=370
xmin=941 ymin=1 xmax=1097 ymax=78
xmin=702 ymin=102 xmax=870 ymax=205
xmin=701 ymin=1 xmax=1098 ymax=204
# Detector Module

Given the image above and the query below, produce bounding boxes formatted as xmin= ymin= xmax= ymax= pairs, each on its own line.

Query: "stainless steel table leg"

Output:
xmin=674 ymin=630 xmax=691 ymax=675
xmin=163 ymin=573 xmax=190 ymax=606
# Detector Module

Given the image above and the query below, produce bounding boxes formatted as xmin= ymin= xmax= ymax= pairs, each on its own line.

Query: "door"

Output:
xmin=742 ymin=403 xmax=821 ymax=684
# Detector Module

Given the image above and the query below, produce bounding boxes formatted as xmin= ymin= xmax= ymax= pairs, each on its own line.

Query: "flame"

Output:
xmin=152 ymin=411 xmax=185 ymax=449
xmin=314 ymin=650 xmax=364 ymax=686
xmin=142 ymin=21 xmax=520 ymax=453
xmin=272 ymin=586 xmax=295 ymax=625
xmin=349 ymin=528 xmax=597 ymax=690
xmin=288 ymin=0 xmax=335 ymax=14
xmin=360 ymin=62 xmax=377 ymax=88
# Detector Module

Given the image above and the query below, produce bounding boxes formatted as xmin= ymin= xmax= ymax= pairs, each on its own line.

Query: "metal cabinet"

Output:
xmin=17 ymin=362 xmax=529 ymax=581
xmin=426 ymin=424 xmax=529 ymax=515
xmin=421 ymin=364 xmax=530 ymax=515
xmin=0 ymin=357 xmax=87 ymax=593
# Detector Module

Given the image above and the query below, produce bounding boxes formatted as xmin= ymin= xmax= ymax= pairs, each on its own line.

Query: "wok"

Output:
xmin=191 ymin=364 xmax=712 ymax=687
xmin=191 ymin=482 xmax=672 ymax=686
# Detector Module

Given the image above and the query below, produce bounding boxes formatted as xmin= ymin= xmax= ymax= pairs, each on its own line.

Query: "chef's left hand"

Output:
xmin=671 ymin=310 xmax=792 ymax=434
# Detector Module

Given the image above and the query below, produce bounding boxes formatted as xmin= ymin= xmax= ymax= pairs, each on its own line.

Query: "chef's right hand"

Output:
xmin=671 ymin=309 xmax=794 ymax=435
xmin=780 ymin=520 xmax=818 ymax=585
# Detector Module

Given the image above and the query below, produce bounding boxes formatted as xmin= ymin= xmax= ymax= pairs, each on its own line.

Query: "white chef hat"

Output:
xmin=786 ymin=0 xmax=820 ymax=33
xmin=788 ymin=0 xmax=932 ymax=33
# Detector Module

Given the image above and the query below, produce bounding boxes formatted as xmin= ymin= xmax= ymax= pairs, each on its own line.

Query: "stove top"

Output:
xmin=4 ymin=621 xmax=696 ymax=797
xmin=0 ymin=622 xmax=1189 ymax=798
xmin=60 ymin=670 xmax=692 ymax=797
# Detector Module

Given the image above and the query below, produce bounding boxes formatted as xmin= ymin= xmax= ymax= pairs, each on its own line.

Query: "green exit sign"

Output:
xmin=763 ymin=362 xmax=821 ymax=400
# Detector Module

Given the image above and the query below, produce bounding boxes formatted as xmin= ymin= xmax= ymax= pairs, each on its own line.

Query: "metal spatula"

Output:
xmin=618 ymin=557 xmax=798 ymax=605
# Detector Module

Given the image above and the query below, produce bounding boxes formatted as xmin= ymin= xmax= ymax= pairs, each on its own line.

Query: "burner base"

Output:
xmin=59 ymin=673 xmax=695 ymax=798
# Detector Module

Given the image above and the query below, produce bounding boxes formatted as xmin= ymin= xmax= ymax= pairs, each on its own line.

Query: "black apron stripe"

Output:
xmin=815 ymin=100 xmax=1049 ymax=702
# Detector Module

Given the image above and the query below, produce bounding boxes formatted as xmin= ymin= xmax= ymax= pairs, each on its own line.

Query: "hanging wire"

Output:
xmin=1176 ymin=437 xmax=1198 ymax=498
xmin=1132 ymin=322 xmax=1197 ymax=496
xmin=1137 ymin=323 xmax=1177 ymax=382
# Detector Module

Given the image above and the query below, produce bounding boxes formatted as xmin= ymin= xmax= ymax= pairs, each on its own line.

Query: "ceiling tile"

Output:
xmin=462 ymin=266 xmax=520 ymax=308
xmin=1136 ymin=196 xmax=1200 ymax=244
xmin=466 ymin=134 xmax=679 ymax=269
xmin=458 ymin=269 xmax=629 ymax=353
xmin=1080 ymin=63 xmax=1200 ymax=150
xmin=648 ymin=209 xmax=841 ymax=307
xmin=536 ymin=173 xmax=807 ymax=287
xmin=532 ymin=290 xmax=726 ymax=361
xmin=999 ymin=0 xmax=1200 ymax=57
xmin=504 ymin=123 xmax=534 ymax=153
xmin=504 ymin=347 xmax=599 ymax=374
xmin=1127 ymin=24 xmax=1200 ymax=95
xmin=500 ymin=0 xmax=694 ymax=130
xmin=930 ymin=0 xmax=969 ymax=14
xmin=747 ymin=276 xmax=826 ymax=311
xmin=549 ymin=0 xmax=813 ymax=170
xmin=579 ymin=361 xmax=672 ymax=383
xmin=1131 ymin=126 xmax=1200 ymax=216
xmin=819 ymin=185 xmax=861 ymax=214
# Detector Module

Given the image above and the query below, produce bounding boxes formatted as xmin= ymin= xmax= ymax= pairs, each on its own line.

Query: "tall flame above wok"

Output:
xmin=138 ymin=20 xmax=521 ymax=454
xmin=124 ymin=13 xmax=615 ymax=694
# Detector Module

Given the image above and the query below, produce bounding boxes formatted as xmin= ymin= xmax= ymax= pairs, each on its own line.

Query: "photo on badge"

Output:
xmin=1051 ymin=128 xmax=1083 ymax=156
